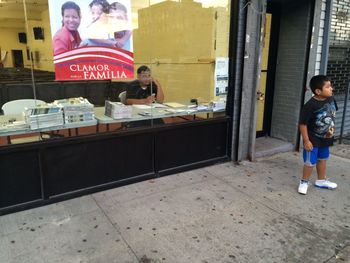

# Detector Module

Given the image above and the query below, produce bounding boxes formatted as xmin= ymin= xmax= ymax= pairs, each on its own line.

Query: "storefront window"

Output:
xmin=0 ymin=0 xmax=231 ymax=145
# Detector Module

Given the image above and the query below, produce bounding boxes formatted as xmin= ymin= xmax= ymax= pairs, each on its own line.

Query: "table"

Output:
xmin=0 ymin=103 xmax=224 ymax=138
xmin=0 ymin=103 xmax=229 ymax=215
xmin=94 ymin=103 xmax=224 ymax=130
xmin=0 ymin=114 xmax=97 ymax=138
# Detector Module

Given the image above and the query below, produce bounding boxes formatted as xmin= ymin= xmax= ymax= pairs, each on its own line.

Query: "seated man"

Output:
xmin=126 ymin=65 xmax=164 ymax=105
xmin=125 ymin=65 xmax=165 ymax=127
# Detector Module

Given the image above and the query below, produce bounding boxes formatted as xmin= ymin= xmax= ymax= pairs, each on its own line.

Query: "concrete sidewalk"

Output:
xmin=1 ymin=149 xmax=350 ymax=263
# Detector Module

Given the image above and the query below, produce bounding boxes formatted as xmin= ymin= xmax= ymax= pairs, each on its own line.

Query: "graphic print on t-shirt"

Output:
xmin=313 ymin=101 xmax=336 ymax=138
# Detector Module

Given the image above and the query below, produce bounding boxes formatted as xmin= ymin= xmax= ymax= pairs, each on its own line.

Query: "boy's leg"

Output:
xmin=316 ymin=159 xmax=326 ymax=180
xmin=298 ymin=148 xmax=317 ymax=194
xmin=314 ymin=146 xmax=337 ymax=189
xmin=302 ymin=148 xmax=317 ymax=180
xmin=302 ymin=165 xmax=313 ymax=181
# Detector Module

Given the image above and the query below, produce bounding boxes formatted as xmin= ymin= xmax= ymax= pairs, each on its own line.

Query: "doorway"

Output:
xmin=11 ymin=50 xmax=24 ymax=68
xmin=256 ymin=3 xmax=280 ymax=138
xmin=254 ymin=0 xmax=315 ymax=158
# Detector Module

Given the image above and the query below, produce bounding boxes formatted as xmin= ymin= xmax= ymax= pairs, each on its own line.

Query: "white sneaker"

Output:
xmin=315 ymin=179 xmax=337 ymax=189
xmin=298 ymin=180 xmax=309 ymax=195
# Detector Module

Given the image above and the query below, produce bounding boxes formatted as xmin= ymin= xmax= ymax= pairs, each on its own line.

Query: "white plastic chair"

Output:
xmin=118 ymin=91 xmax=127 ymax=104
xmin=1 ymin=99 xmax=46 ymax=144
xmin=2 ymin=99 xmax=46 ymax=115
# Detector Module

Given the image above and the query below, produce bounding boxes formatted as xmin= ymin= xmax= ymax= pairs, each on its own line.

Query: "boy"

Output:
xmin=80 ymin=0 xmax=110 ymax=45
xmin=109 ymin=1 xmax=132 ymax=50
xmin=298 ymin=75 xmax=338 ymax=195
xmin=87 ymin=0 xmax=109 ymax=28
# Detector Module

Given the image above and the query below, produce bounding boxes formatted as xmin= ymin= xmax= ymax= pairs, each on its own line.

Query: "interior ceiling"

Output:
xmin=0 ymin=0 xmax=48 ymax=28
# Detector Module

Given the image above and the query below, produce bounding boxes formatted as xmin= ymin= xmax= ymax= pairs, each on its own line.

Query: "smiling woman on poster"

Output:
xmin=53 ymin=1 xmax=82 ymax=55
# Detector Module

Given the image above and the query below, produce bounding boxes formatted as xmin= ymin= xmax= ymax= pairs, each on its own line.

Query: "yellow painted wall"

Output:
xmin=1 ymin=0 xmax=231 ymax=105
xmin=133 ymin=0 xmax=229 ymax=102
xmin=26 ymin=9 xmax=54 ymax=72
xmin=0 ymin=28 xmax=31 ymax=68
xmin=0 ymin=8 xmax=53 ymax=71
xmin=215 ymin=7 xmax=230 ymax=58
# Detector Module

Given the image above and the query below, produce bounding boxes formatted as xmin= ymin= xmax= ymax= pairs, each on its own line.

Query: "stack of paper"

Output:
xmin=164 ymin=102 xmax=185 ymax=108
xmin=54 ymin=97 xmax=94 ymax=124
xmin=0 ymin=121 xmax=29 ymax=132
xmin=132 ymin=103 xmax=167 ymax=109
xmin=210 ymin=99 xmax=226 ymax=112
xmin=24 ymin=105 xmax=64 ymax=130
xmin=105 ymin=101 xmax=132 ymax=119
xmin=196 ymin=105 xmax=209 ymax=111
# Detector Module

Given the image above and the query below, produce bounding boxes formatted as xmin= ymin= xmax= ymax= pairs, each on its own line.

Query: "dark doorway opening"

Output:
xmin=12 ymin=50 xmax=24 ymax=68
xmin=256 ymin=2 xmax=281 ymax=138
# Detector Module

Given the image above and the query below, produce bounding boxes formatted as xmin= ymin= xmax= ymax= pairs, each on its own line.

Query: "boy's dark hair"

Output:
xmin=61 ymin=1 xmax=81 ymax=18
xmin=309 ymin=75 xmax=330 ymax=94
xmin=137 ymin=65 xmax=150 ymax=74
xmin=110 ymin=2 xmax=128 ymax=14
xmin=89 ymin=0 xmax=110 ymax=13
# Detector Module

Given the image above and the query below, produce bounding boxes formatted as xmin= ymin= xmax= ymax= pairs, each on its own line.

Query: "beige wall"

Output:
xmin=0 ymin=28 xmax=30 ymax=68
xmin=133 ymin=1 xmax=229 ymax=102
xmin=26 ymin=9 xmax=54 ymax=72
xmin=0 ymin=8 xmax=54 ymax=71
xmin=0 ymin=0 xmax=231 ymax=103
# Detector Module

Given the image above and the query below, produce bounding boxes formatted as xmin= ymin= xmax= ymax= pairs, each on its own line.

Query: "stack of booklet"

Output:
xmin=24 ymin=105 xmax=64 ymax=130
xmin=54 ymin=97 xmax=94 ymax=124
xmin=210 ymin=98 xmax=226 ymax=112
xmin=0 ymin=120 xmax=28 ymax=132
xmin=105 ymin=100 xmax=132 ymax=119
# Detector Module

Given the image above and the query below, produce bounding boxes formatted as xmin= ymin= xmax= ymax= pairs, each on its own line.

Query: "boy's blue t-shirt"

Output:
xmin=299 ymin=96 xmax=337 ymax=147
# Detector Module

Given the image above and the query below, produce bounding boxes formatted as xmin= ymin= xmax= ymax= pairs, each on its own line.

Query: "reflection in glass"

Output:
xmin=0 ymin=0 xmax=230 ymax=143
xmin=133 ymin=0 xmax=230 ymax=105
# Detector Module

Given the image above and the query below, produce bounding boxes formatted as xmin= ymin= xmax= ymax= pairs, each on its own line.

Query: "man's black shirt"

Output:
xmin=126 ymin=80 xmax=158 ymax=100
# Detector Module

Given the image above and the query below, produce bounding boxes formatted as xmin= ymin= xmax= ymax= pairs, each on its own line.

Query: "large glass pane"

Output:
xmin=133 ymin=0 xmax=230 ymax=126
xmin=1 ymin=0 xmax=231 ymax=145
xmin=0 ymin=0 xmax=43 ymax=145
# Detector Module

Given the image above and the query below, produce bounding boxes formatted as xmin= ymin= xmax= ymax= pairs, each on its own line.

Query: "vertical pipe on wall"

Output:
xmin=339 ymin=82 xmax=350 ymax=144
xmin=22 ymin=0 xmax=38 ymax=102
xmin=236 ymin=0 xmax=266 ymax=161
xmin=228 ymin=0 xmax=246 ymax=161
xmin=248 ymin=0 xmax=266 ymax=161
xmin=320 ymin=0 xmax=333 ymax=74
xmin=296 ymin=0 xmax=316 ymax=151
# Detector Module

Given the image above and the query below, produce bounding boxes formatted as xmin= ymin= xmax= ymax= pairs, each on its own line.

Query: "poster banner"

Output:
xmin=48 ymin=0 xmax=134 ymax=80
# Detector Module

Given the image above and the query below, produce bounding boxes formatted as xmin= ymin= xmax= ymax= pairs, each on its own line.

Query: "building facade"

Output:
xmin=0 ymin=0 xmax=344 ymax=214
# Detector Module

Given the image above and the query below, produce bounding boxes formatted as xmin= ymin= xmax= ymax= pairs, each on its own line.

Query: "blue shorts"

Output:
xmin=303 ymin=146 xmax=330 ymax=166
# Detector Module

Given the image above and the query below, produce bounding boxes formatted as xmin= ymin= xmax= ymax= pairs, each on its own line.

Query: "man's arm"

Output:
xmin=153 ymin=78 xmax=164 ymax=103
xmin=126 ymin=97 xmax=153 ymax=105
xmin=299 ymin=124 xmax=313 ymax=151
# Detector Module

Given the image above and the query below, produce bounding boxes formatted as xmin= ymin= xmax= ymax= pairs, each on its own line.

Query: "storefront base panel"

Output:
xmin=0 ymin=117 xmax=229 ymax=215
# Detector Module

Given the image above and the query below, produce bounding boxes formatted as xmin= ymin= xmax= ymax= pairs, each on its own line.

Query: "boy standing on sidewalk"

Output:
xmin=298 ymin=75 xmax=338 ymax=195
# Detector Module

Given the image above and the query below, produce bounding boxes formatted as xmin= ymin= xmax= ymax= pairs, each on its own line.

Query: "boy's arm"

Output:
xmin=115 ymin=30 xmax=132 ymax=48
xmin=299 ymin=124 xmax=313 ymax=151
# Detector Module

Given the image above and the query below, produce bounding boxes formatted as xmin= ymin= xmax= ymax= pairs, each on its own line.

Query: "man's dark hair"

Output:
xmin=309 ymin=75 xmax=330 ymax=94
xmin=61 ymin=1 xmax=81 ymax=18
xmin=89 ymin=0 xmax=110 ymax=13
xmin=137 ymin=65 xmax=151 ymax=74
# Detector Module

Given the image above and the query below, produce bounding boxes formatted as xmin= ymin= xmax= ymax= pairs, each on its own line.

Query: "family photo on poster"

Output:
xmin=48 ymin=0 xmax=134 ymax=80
